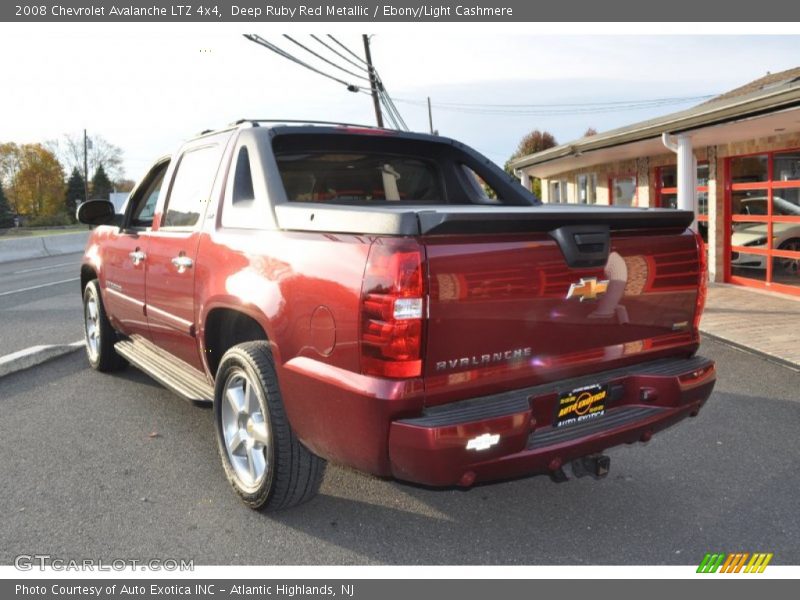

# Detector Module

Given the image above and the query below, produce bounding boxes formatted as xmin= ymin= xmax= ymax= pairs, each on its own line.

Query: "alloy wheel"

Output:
xmin=220 ymin=369 xmax=271 ymax=490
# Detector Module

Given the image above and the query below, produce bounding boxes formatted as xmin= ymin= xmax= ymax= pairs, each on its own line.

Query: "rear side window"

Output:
xmin=276 ymin=152 xmax=442 ymax=203
xmin=162 ymin=145 xmax=221 ymax=228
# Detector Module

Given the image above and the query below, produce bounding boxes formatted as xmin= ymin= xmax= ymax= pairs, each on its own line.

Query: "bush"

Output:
xmin=24 ymin=212 xmax=74 ymax=227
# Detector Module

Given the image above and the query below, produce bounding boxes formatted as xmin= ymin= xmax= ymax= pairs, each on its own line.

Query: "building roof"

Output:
xmin=703 ymin=67 xmax=800 ymax=105
xmin=510 ymin=67 xmax=800 ymax=173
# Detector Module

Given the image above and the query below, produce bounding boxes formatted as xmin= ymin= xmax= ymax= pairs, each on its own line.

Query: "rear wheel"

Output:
xmin=213 ymin=341 xmax=326 ymax=510
xmin=82 ymin=280 xmax=126 ymax=372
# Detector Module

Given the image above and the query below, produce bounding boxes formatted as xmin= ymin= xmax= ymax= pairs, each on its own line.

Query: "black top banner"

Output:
xmin=3 ymin=0 xmax=799 ymax=22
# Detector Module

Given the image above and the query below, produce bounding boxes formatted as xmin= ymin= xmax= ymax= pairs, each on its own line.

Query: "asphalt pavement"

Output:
xmin=1 ymin=337 xmax=798 ymax=565
xmin=0 ymin=252 xmax=84 ymax=355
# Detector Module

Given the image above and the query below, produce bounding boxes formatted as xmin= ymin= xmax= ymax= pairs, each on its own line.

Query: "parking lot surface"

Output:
xmin=1 ymin=338 xmax=798 ymax=565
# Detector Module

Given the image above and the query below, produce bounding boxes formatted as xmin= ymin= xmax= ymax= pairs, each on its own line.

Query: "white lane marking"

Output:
xmin=0 ymin=277 xmax=80 ymax=298
xmin=12 ymin=261 xmax=76 ymax=274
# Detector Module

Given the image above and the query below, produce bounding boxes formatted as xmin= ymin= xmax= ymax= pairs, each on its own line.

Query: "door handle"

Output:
xmin=129 ymin=250 xmax=146 ymax=266
xmin=171 ymin=255 xmax=194 ymax=273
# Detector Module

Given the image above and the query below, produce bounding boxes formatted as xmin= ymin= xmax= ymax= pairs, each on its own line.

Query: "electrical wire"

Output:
xmin=282 ymin=34 xmax=372 ymax=82
xmin=243 ymin=34 xmax=361 ymax=90
xmin=310 ymin=34 xmax=370 ymax=73
xmin=391 ymin=95 xmax=715 ymax=109
xmin=326 ymin=35 xmax=370 ymax=66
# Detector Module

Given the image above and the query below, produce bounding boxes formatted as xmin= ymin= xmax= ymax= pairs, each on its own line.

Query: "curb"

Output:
xmin=0 ymin=340 xmax=85 ymax=379
xmin=0 ymin=231 xmax=89 ymax=264
xmin=700 ymin=330 xmax=800 ymax=373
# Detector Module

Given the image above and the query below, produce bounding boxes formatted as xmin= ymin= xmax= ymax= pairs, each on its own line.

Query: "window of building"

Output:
xmin=549 ymin=180 xmax=560 ymax=203
xmin=609 ymin=175 xmax=636 ymax=206
xmin=728 ymin=149 xmax=800 ymax=295
xmin=548 ymin=179 xmax=569 ymax=203
xmin=577 ymin=173 xmax=597 ymax=204
xmin=654 ymin=163 xmax=710 ymax=243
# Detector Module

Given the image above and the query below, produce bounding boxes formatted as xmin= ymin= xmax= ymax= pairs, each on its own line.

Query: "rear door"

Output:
xmin=145 ymin=138 xmax=227 ymax=370
xmin=101 ymin=159 xmax=168 ymax=337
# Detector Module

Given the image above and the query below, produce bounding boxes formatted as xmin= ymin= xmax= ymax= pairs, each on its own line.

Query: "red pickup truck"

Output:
xmin=77 ymin=121 xmax=715 ymax=511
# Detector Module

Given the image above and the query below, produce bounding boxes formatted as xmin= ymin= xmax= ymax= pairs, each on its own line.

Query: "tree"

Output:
xmin=0 ymin=182 xmax=14 ymax=228
xmin=583 ymin=127 xmax=598 ymax=137
xmin=91 ymin=164 xmax=113 ymax=200
xmin=13 ymin=145 xmax=65 ymax=217
xmin=505 ymin=129 xmax=558 ymax=199
xmin=46 ymin=133 xmax=126 ymax=182
xmin=0 ymin=142 xmax=22 ymax=214
xmin=114 ymin=178 xmax=136 ymax=193
xmin=65 ymin=168 xmax=86 ymax=220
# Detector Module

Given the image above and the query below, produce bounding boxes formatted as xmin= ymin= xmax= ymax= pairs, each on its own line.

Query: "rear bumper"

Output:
xmin=388 ymin=355 xmax=715 ymax=487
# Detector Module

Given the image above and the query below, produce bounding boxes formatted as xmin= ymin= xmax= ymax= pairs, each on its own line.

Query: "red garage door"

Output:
xmin=727 ymin=149 xmax=800 ymax=295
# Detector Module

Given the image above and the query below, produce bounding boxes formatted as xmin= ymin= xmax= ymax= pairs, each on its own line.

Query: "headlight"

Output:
xmin=742 ymin=237 xmax=767 ymax=247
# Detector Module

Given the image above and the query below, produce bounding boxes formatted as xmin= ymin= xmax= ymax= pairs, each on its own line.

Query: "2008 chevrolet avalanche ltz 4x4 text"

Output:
xmin=77 ymin=121 xmax=715 ymax=511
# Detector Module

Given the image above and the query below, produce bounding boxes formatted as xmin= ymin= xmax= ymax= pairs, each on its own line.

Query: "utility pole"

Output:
xmin=83 ymin=129 xmax=89 ymax=202
xmin=427 ymin=97 xmax=434 ymax=134
xmin=362 ymin=34 xmax=383 ymax=128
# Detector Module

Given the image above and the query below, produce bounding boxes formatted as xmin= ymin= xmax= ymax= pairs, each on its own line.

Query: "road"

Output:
xmin=1 ymin=337 xmax=798 ymax=565
xmin=0 ymin=253 xmax=84 ymax=355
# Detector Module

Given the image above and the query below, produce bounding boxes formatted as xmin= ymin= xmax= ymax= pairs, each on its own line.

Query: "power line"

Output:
xmin=282 ymin=34 xmax=371 ymax=82
xmin=310 ymin=34 xmax=370 ymax=73
xmin=390 ymin=96 xmax=714 ymax=117
xmin=327 ymin=35 xmax=370 ymax=66
xmin=243 ymin=34 xmax=360 ymax=90
xmin=392 ymin=94 xmax=715 ymax=109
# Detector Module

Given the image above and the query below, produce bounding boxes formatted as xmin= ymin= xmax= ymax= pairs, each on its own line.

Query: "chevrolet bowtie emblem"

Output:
xmin=566 ymin=277 xmax=609 ymax=302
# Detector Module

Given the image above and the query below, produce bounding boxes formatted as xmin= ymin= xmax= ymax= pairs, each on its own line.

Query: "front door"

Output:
xmin=145 ymin=142 xmax=225 ymax=370
xmin=102 ymin=159 xmax=168 ymax=337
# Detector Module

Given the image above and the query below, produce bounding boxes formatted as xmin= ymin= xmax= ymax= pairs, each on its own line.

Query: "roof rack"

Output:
xmin=232 ymin=118 xmax=394 ymax=130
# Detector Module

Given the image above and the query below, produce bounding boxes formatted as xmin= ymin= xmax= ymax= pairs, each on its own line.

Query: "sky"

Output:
xmin=1 ymin=26 xmax=799 ymax=181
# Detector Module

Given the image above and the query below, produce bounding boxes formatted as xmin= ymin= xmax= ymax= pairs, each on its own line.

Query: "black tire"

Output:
xmin=213 ymin=341 xmax=326 ymax=511
xmin=82 ymin=280 xmax=126 ymax=372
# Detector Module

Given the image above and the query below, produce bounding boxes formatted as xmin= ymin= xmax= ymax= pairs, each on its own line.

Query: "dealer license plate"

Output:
xmin=554 ymin=383 xmax=608 ymax=428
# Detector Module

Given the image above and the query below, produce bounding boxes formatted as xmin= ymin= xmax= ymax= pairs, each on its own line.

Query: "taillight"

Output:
xmin=693 ymin=229 xmax=707 ymax=332
xmin=360 ymin=238 xmax=425 ymax=378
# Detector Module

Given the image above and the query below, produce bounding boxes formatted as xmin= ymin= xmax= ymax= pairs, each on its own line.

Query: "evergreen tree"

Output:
xmin=0 ymin=182 xmax=14 ymax=228
xmin=65 ymin=167 xmax=85 ymax=219
xmin=91 ymin=164 xmax=114 ymax=200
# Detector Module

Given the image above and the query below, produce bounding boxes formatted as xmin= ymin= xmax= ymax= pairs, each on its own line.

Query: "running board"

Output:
xmin=115 ymin=335 xmax=214 ymax=405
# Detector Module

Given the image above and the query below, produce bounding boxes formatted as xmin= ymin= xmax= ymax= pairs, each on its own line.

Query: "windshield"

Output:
xmin=276 ymin=152 xmax=443 ymax=203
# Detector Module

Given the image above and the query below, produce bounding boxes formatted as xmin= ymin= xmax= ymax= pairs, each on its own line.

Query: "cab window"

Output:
xmin=127 ymin=161 xmax=169 ymax=229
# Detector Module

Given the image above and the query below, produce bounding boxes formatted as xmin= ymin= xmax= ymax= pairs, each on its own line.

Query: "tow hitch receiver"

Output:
xmin=571 ymin=454 xmax=611 ymax=479
xmin=550 ymin=454 xmax=611 ymax=482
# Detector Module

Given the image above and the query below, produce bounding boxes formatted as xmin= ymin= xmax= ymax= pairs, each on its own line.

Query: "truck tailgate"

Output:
xmin=423 ymin=228 xmax=702 ymax=406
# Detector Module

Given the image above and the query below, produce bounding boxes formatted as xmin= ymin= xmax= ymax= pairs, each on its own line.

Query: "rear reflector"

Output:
xmin=360 ymin=239 xmax=425 ymax=378
xmin=693 ymin=230 xmax=707 ymax=332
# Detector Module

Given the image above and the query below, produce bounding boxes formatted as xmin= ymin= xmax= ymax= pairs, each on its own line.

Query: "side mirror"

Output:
xmin=76 ymin=200 xmax=120 ymax=226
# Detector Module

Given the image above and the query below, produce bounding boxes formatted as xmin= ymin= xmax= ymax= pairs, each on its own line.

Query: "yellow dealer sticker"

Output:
xmin=554 ymin=383 xmax=608 ymax=428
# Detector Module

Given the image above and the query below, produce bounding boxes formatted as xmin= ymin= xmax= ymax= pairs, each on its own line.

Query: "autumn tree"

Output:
xmin=91 ymin=164 xmax=114 ymax=200
xmin=0 ymin=142 xmax=22 ymax=213
xmin=505 ymin=129 xmax=558 ymax=198
xmin=65 ymin=168 xmax=86 ymax=220
xmin=47 ymin=133 xmax=125 ymax=182
xmin=13 ymin=145 xmax=65 ymax=217
xmin=0 ymin=182 xmax=14 ymax=228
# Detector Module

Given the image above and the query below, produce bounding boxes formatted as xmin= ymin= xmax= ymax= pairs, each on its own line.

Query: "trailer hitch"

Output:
xmin=549 ymin=454 xmax=611 ymax=483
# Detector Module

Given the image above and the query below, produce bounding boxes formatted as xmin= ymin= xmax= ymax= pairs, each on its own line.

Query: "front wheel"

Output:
xmin=213 ymin=342 xmax=326 ymax=511
xmin=82 ymin=280 xmax=126 ymax=372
